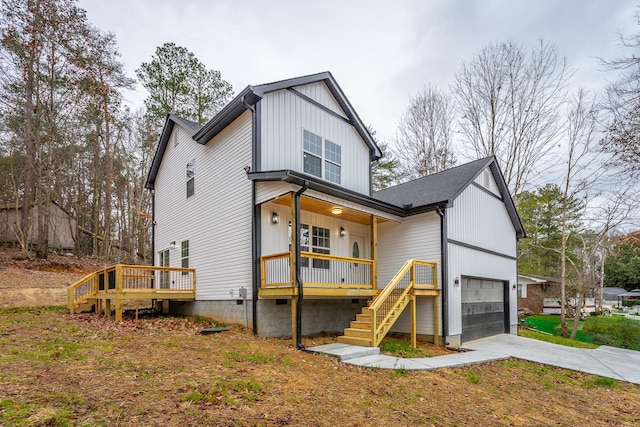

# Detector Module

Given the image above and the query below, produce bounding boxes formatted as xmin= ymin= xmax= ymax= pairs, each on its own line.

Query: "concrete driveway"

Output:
xmin=464 ymin=334 xmax=640 ymax=384
xmin=309 ymin=334 xmax=640 ymax=384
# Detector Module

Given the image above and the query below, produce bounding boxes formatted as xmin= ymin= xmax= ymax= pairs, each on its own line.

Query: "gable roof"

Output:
xmin=193 ymin=71 xmax=382 ymax=160
xmin=145 ymin=115 xmax=203 ymax=190
xmin=373 ymin=156 xmax=525 ymax=238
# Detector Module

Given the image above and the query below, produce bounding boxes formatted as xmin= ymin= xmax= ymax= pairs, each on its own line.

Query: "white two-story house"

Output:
xmin=145 ymin=71 xmax=525 ymax=348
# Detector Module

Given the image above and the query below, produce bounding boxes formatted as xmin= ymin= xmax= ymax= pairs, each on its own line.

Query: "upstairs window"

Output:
xmin=186 ymin=159 xmax=195 ymax=198
xmin=303 ymin=130 xmax=341 ymax=184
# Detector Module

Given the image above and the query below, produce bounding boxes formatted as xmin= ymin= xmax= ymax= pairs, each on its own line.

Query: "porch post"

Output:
xmin=371 ymin=215 xmax=378 ymax=289
xmin=290 ymin=192 xmax=298 ymax=345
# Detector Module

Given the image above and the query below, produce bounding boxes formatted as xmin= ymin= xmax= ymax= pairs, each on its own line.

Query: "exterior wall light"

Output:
xmin=340 ymin=227 xmax=347 ymax=237
xmin=170 ymin=241 xmax=176 ymax=250
xmin=330 ymin=207 xmax=343 ymax=215
xmin=271 ymin=212 xmax=279 ymax=224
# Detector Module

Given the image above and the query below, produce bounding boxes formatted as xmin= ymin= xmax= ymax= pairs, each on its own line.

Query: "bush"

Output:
xmin=622 ymin=299 xmax=640 ymax=307
xmin=583 ymin=318 xmax=640 ymax=351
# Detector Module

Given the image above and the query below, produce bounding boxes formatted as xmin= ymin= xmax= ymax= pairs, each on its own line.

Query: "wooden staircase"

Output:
xmin=338 ymin=259 xmax=437 ymax=347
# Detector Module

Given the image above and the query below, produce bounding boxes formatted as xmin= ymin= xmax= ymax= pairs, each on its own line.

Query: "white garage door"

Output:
xmin=461 ymin=277 xmax=506 ymax=342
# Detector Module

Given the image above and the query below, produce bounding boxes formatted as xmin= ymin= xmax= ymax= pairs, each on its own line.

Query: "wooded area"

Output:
xmin=0 ymin=0 xmax=638 ymax=323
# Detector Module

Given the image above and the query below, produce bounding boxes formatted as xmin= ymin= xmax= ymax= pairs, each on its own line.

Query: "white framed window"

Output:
xmin=303 ymin=130 xmax=341 ymax=184
xmin=181 ymin=240 xmax=189 ymax=269
xmin=186 ymin=159 xmax=195 ymax=198
xmin=288 ymin=222 xmax=330 ymax=269
xmin=311 ymin=225 xmax=330 ymax=269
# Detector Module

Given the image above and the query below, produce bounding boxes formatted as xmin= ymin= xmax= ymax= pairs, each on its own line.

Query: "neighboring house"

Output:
xmin=145 ymin=71 xmax=525 ymax=347
xmin=0 ymin=200 xmax=76 ymax=250
xmin=517 ymin=273 xmax=559 ymax=314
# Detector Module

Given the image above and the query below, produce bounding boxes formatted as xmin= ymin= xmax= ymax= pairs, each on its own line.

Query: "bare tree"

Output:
xmin=559 ymin=89 xmax=600 ymax=338
xmin=453 ymin=40 xmax=572 ymax=194
xmin=393 ymin=84 xmax=456 ymax=180
xmin=600 ymin=11 xmax=640 ymax=174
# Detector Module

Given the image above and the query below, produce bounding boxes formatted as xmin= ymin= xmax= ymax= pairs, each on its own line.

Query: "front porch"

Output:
xmin=260 ymin=251 xmax=379 ymax=298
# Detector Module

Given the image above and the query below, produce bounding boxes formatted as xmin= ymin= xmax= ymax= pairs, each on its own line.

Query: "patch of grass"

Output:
xmin=222 ymin=350 xmax=274 ymax=364
xmin=389 ymin=368 xmax=410 ymax=378
xmin=380 ymin=337 xmax=425 ymax=358
xmin=465 ymin=370 xmax=482 ymax=384
xmin=583 ymin=377 xmax=619 ymax=388
xmin=0 ymin=399 xmax=38 ymax=426
xmin=583 ymin=317 xmax=640 ymax=351
xmin=519 ymin=329 xmax=599 ymax=348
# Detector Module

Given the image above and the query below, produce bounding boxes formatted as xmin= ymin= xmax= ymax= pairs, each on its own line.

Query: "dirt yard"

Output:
xmin=1 ymin=249 xmax=639 ymax=426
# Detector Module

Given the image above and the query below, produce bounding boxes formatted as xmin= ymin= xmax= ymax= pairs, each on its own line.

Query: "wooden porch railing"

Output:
xmin=367 ymin=259 xmax=437 ymax=347
xmin=67 ymin=264 xmax=196 ymax=320
xmin=260 ymin=251 xmax=374 ymax=290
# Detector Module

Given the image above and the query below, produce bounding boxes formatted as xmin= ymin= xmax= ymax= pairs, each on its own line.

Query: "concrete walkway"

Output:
xmin=307 ymin=334 xmax=640 ymax=384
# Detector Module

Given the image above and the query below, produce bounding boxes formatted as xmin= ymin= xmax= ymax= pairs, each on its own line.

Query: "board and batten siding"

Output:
xmin=377 ymin=213 xmax=442 ymax=336
xmin=445 ymin=174 xmax=518 ymax=337
xmin=259 ymin=85 xmax=371 ymax=194
xmin=154 ymin=111 xmax=253 ymax=300
xmin=292 ymin=82 xmax=347 ymax=118
xmin=447 ymin=175 xmax=517 ymax=257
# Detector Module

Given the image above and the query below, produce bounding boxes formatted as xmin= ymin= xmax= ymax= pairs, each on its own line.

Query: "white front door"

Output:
xmin=349 ymin=234 xmax=367 ymax=285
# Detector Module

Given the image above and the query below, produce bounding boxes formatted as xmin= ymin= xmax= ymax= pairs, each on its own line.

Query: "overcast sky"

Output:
xmin=78 ymin=0 xmax=639 ymax=145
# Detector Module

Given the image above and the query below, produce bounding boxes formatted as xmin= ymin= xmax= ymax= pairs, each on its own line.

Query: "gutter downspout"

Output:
xmin=295 ymin=180 xmax=309 ymax=349
xmin=243 ymin=96 xmax=259 ymax=337
xmin=436 ymin=206 xmax=449 ymax=341
xmin=150 ymin=189 xmax=155 ymax=266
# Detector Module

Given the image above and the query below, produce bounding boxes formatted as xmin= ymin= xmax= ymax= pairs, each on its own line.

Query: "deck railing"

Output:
xmin=368 ymin=259 xmax=437 ymax=347
xmin=260 ymin=251 xmax=374 ymax=290
xmin=67 ymin=264 xmax=196 ymax=314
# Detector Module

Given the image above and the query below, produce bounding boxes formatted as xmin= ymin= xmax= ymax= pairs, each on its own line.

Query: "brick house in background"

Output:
xmin=517 ymin=273 xmax=559 ymax=314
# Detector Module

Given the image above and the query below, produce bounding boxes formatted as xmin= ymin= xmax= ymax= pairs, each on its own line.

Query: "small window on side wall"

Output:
xmin=181 ymin=240 xmax=189 ymax=274
xmin=186 ymin=160 xmax=195 ymax=198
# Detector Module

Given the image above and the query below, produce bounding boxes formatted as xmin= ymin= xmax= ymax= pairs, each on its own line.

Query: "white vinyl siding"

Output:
xmin=447 ymin=179 xmax=517 ymax=257
xmin=154 ymin=112 xmax=253 ymax=300
xmin=292 ymin=82 xmax=348 ymax=118
xmin=474 ymin=168 xmax=501 ymax=197
xmin=446 ymin=245 xmax=517 ymax=336
xmin=260 ymin=84 xmax=370 ymax=194
xmin=377 ymin=213 xmax=442 ymax=336
xmin=260 ymin=202 xmax=370 ymax=259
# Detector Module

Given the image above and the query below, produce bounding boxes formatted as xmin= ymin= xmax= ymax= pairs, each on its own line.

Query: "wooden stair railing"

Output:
xmin=338 ymin=259 xmax=437 ymax=347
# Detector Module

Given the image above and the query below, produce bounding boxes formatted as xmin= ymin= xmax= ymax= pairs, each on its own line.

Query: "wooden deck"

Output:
xmin=67 ymin=265 xmax=195 ymax=321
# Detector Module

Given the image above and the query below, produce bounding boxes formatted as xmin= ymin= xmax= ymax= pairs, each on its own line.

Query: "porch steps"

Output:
xmin=338 ymin=298 xmax=409 ymax=347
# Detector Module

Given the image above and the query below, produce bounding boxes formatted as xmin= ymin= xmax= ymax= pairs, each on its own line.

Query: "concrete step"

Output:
xmin=308 ymin=342 xmax=379 ymax=361
xmin=337 ymin=336 xmax=373 ymax=347
xmin=343 ymin=327 xmax=372 ymax=339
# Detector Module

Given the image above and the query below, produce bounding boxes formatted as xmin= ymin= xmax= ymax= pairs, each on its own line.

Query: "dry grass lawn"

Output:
xmin=1 ymin=307 xmax=639 ymax=426
xmin=0 ymin=252 xmax=639 ymax=426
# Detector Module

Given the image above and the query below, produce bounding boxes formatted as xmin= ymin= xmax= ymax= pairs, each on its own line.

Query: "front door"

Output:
xmin=350 ymin=234 xmax=367 ymax=285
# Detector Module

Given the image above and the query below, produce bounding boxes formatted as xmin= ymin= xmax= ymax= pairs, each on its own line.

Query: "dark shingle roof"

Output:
xmin=145 ymin=114 xmax=203 ymax=189
xmin=373 ymin=156 xmax=525 ymax=238
xmin=373 ymin=157 xmax=493 ymax=208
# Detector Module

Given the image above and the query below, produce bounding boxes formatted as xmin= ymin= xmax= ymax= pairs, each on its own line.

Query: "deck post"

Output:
xmin=115 ymin=265 xmax=123 ymax=322
xmin=411 ymin=295 xmax=417 ymax=347
xmin=371 ymin=215 xmax=378 ymax=290
xmin=104 ymin=299 xmax=111 ymax=318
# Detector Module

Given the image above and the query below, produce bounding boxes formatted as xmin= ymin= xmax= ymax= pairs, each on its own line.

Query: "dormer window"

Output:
xmin=303 ymin=130 xmax=341 ymax=184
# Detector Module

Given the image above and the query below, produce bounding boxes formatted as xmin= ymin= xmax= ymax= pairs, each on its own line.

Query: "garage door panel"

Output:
xmin=461 ymin=277 xmax=506 ymax=342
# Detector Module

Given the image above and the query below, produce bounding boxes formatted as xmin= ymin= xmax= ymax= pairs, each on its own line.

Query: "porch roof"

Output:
xmin=248 ymin=170 xmax=411 ymax=218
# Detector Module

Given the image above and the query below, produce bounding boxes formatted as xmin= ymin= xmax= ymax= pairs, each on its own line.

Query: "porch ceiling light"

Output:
xmin=340 ymin=227 xmax=347 ymax=237
xmin=271 ymin=212 xmax=279 ymax=224
xmin=330 ymin=207 xmax=343 ymax=215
